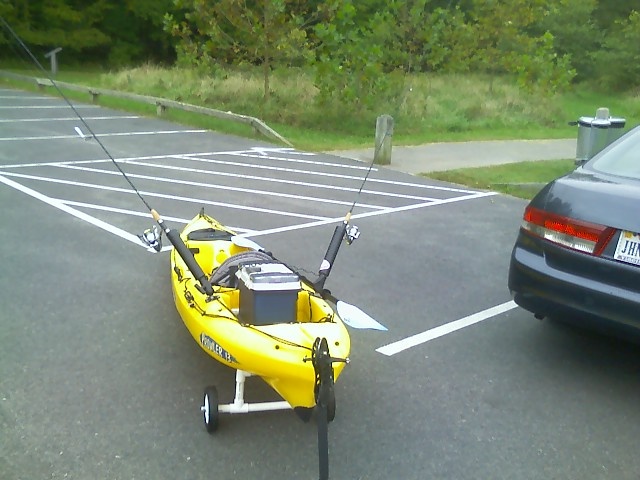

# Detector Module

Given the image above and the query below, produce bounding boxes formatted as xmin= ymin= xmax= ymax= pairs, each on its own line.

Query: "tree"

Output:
xmin=466 ymin=0 xmax=575 ymax=93
xmin=99 ymin=0 xmax=175 ymax=66
xmin=1 ymin=0 xmax=111 ymax=55
xmin=312 ymin=0 xmax=391 ymax=108
xmin=383 ymin=1 xmax=473 ymax=73
xmin=593 ymin=9 xmax=640 ymax=91
xmin=165 ymin=0 xmax=328 ymax=101
xmin=530 ymin=0 xmax=601 ymax=81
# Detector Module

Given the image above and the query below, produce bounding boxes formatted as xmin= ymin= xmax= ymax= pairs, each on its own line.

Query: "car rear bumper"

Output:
xmin=508 ymin=231 xmax=640 ymax=331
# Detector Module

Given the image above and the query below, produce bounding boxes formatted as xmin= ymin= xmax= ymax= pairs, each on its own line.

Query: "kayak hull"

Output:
xmin=170 ymin=212 xmax=351 ymax=408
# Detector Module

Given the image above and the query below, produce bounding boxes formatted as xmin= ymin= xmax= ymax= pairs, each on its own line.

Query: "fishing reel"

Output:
xmin=138 ymin=225 xmax=162 ymax=252
xmin=345 ymin=224 xmax=360 ymax=245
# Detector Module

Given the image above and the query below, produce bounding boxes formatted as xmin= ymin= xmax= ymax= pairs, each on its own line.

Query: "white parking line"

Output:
xmin=54 ymin=163 xmax=387 ymax=210
xmin=376 ymin=300 xmax=517 ymax=356
xmin=245 ymin=191 xmax=498 ymax=238
xmin=0 ymin=129 xmax=208 ymax=141
xmin=0 ymin=95 xmax=61 ymax=100
xmin=0 ymin=174 xmax=142 ymax=247
xmin=0 ymin=105 xmax=101 ymax=109
xmin=224 ymin=151 xmax=377 ymax=171
xmin=0 ymin=149 xmax=375 ymax=172
xmin=0 ymin=170 xmax=330 ymax=220
xmin=0 ymin=115 xmax=140 ymax=123
xmin=0 ymin=142 xmax=496 ymax=250
xmin=180 ymin=154 xmax=476 ymax=193
xmin=58 ymin=200 xmax=253 ymax=234
xmin=124 ymin=159 xmax=438 ymax=202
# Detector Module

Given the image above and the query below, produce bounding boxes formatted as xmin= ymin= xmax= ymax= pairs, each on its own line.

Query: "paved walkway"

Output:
xmin=328 ymin=138 xmax=576 ymax=174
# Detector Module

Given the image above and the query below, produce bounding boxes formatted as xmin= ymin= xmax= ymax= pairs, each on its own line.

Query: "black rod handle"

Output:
xmin=152 ymin=209 xmax=214 ymax=296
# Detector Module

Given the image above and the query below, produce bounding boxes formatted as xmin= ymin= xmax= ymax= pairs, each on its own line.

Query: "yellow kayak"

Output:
xmin=170 ymin=211 xmax=351 ymax=411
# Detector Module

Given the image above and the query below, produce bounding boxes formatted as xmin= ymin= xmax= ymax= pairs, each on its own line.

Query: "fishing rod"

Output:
xmin=313 ymin=131 xmax=388 ymax=292
xmin=1 ymin=16 xmax=214 ymax=296
xmin=308 ymin=131 xmax=389 ymax=480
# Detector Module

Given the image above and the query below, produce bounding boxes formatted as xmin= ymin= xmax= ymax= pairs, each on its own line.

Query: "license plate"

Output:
xmin=614 ymin=231 xmax=640 ymax=265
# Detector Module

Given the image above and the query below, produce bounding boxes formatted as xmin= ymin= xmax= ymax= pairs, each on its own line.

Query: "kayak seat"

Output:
xmin=187 ymin=228 xmax=233 ymax=241
xmin=210 ymin=251 xmax=275 ymax=288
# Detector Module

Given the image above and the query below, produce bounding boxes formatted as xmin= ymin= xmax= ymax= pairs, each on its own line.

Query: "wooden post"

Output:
xmin=44 ymin=48 xmax=62 ymax=76
xmin=374 ymin=114 xmax=393 ymax=165
xmin=156 ymin=102 xmax=167 ymax=116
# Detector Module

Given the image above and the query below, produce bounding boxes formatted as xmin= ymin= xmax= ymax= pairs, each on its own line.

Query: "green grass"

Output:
xmin=3 ymin=63 xmax=639 ymax=151
xmin=0 ymin=64 xmax=628 ymax=199
xmin=424 ymin=159 xmax=577 ymax=199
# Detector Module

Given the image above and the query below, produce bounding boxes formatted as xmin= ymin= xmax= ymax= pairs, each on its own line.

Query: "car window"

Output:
xmin=590 ymin=127 xmax=640 ymax=179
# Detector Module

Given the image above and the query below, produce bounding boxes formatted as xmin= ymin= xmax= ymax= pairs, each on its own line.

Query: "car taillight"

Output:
xmin=521 ymin=206 xmax=615 ymax=255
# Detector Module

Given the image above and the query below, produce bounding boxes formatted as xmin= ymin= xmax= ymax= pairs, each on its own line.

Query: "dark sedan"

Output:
xmin=508 ymin=125 xmax=640 ymax=337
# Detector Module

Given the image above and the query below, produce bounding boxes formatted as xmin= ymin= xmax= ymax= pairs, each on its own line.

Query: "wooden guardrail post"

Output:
xmin=156 ymin=102 xmax=167 ymax=116
xmin=374 ymin=114 xmax=393 ymax=165
xmin=89 ymin=90 xmax=100 ymax=104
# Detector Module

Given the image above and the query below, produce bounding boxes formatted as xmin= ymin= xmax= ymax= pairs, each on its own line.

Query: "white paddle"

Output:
xmin=336 ymin=300 xmax=387 ymax=331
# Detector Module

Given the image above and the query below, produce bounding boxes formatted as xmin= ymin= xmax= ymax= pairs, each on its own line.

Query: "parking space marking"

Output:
xmin=0 ymin=95 xmax=61 ymax=100
xmin=0 ymin=149 xmax=374 ymax=172
xmin=0 ymin=174 xmax=142 ymax=246
xmin=55 ymin=163 xmax=387 ymax=210
xmin=227 ymin=151 xmax=377 ymax=171
xmin=124 ymin=159 xmax=438 ymax=202
xmin=178 ymin=154 xmax=477 ymax=193
xmin=0 ymin=105 xmax=101 ymax=109
xmin=219 ymin=152 xmax=480 ymax=193
xmin=0 ymin=171 xmax=330 ymax=221
xmin=376 ymin=300 xmax=517 ymax=356
xmin=229 ymin=147 xmax=378 ymax=172
xmin=59 ymin=200 xmax=253 ymax=234
xmin=0 ymin=136 xmax=497 ymax=249
xmin=0 ymin=115 xmax=140 ymax=123
xmin=242 ymin=190 xmax=498 ymax=238
xmin=0 ymin=129 xmax=208 ymax=141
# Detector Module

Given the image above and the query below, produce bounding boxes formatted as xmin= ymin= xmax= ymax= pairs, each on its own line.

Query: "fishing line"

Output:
xmin=1 ymin=16 xmax=215 ymax=294
xmin=313 ymin=127 xmax=390 ymax=290
xmin=347 ymin=128 xmax=390 ymax=215
xmin=0 ymin=16 xmax=154 ymax=213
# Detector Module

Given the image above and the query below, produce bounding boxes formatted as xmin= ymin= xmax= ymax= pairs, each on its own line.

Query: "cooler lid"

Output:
xmin=237 ymin=263 xmax=301 ymax=291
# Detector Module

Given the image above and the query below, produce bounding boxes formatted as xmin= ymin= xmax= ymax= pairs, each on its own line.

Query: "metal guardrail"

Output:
xmin=0 ymin=70 xmax=292 ymax=147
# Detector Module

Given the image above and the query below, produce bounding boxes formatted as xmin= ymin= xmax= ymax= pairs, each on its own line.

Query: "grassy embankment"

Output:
xmin=2 ymin=63 xmax=639 ymax=198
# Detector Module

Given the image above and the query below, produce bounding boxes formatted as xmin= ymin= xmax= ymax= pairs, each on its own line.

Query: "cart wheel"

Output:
xmin=202 ymin=386 xmax=219 ymax=434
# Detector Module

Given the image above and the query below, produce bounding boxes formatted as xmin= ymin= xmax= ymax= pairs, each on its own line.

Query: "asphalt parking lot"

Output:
xmin=2 ymin=88 xmax=640 ymax=480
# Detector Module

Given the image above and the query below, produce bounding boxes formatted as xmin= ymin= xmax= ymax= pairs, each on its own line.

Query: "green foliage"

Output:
xmin=514 ymin=32 xmax=576 ymax=94
xmin=3 ymin=0 xmax=640 ymax=94
xmin=592 ymin=10 xmax=640 ymax=91
xmin=100 ymin=0 xmax=175 ymax=67
xmin=312 ymin=1 xmax=391 ymax=109
xmin=164 ymin=0 xmax=324 ymax=100
xmin=533 ymin=0 xmax=602 ymax=81
xmin=384 ymin=2 xmax=472 ymax=73
xmin=1 ymin=0 xmax=111 ymax=52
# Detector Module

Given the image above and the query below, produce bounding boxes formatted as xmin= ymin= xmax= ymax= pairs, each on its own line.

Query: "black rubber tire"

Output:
xmin=203 ymin=386 xmax=219 ymax=434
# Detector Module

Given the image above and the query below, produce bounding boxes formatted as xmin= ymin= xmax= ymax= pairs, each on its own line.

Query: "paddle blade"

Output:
xmin=336 ymin=301 xmax=387 ymax=331
xmin=231 ymin=235 xmax=263 ymax=251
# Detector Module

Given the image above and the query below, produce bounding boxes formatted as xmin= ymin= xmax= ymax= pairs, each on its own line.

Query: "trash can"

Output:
xmin=608 ymin=116 xmax=626 ymax=145
xmin=573 ymin=108 xmax=626 ymax=165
